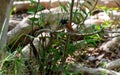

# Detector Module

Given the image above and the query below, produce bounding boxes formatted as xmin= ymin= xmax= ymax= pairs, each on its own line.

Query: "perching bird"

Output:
xmin=60 ymin=19 xmax=74 ymax=32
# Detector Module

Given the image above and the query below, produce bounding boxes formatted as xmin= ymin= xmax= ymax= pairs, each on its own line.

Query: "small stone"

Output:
xmin=100 ymin=58 xmax=107 ymax=62
xmin=88 ymin=56 xmax=96 ymax=61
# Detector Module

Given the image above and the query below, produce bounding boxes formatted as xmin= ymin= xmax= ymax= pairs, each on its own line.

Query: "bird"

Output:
xmin=60 ymin=19 xmax=74 ymax=32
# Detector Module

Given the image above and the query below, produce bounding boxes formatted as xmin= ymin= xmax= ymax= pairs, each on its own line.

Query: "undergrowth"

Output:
xmin=0 ymin=0 xmax=108 ymax=75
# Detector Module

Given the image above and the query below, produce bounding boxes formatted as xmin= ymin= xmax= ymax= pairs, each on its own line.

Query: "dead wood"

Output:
xmin=7 ymin=6 xmax=70 ymax=45
xmin=70 ymin=64 xmax=120 ymax=75
xmin=13 ymin=0 xmax=67 ymax=13
xmin=100 ymin=37 xmax=120 ymax=52
xmin=100 ymin=28 xmax=120 ymax=52
xmin=8 ymin=19 xmax=21 ymax=31
xmin=22 ymin=32 xmax=50 ymax=58
xmin=106 ymin=59 xmax=120 ymax=70
xmin=13 ymin=0 xmax=119 ymax=13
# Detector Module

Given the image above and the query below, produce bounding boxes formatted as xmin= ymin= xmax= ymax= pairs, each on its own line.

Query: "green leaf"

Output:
xmin=67 ymin=43 xmax=76 ymax=55
xmin=85 ymin=39 xmax=97 ymax=46
xmin=81 ymin=8 xmax=87 ymax=15
xmin=29 ymin=17 xmax=38 ymax=21
xmin=73 ymin=16 xmax=80 ymax=23
xmin=37 ymin=4 xmax=43 ymax=11
xmin=27 ymin=8 xmax=36 ymax=14
xmin=83 ymin=4 xmax=89 ymax=11
xmin=29 ymin=17 xmax=39 ymax=25
xmin=86 ymin=0 xmax=92 ymax=6
xmin=74 ymin=9 xmax=79 ymax=14
xmin=39 ymin=18 xmax=45 ymax=26
xmin=30 ymin=0 xmax=36 ymax=4
xmin=79 ymin=13 xmax=84 ymax=21
xmin=59 ymin=2 xmax=68 ymax=13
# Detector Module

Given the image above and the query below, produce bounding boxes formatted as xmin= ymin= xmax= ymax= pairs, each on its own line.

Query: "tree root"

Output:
xmin=70 ymin=64 xmax=120 ymax=75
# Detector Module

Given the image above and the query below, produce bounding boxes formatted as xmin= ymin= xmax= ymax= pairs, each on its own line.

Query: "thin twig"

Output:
xmin=114 ymin=0 xmax=120 ymax=7
xmin=65 ymin=0 xmax=74 ymax=51
xmin=31 ymin=0 xmax=40 ymax=36
xmin=80 ymin=0 xmax=98 ymax=25
xmin=35 ymin=28 xmax=103 ymax=36
xmin=61 ymin=0 xmax=75 ymax=65
xmin=104 ymin=30 xmax=120 ymax=33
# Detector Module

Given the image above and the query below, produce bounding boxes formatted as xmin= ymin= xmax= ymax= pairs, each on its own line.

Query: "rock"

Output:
xmin=84 ymin=12 xmax=110 ymax=28
xmin=96 ymin=54 xmax=105 ymax=60
xmin=110 ymin=10 xmax=120 ymax=21
xmin=88 ymin=56 xmax=96 ymax=61
xmin=100 ymin=28 xmax=120 ymax=52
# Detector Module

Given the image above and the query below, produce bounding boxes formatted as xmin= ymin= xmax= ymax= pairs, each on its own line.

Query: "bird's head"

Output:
xmin=60 ymin=19 xmax=68 ymax=25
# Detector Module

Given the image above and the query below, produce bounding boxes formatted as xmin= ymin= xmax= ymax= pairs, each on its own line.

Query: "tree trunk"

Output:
xmin=0 ymin=0 xmax=10 ymax=31
xmin=0 ymin=0 xmax=14 ymax=58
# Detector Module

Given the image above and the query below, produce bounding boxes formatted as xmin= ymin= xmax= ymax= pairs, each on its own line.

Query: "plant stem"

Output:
xmin=62 ymin=0 xmax=75 ymax=65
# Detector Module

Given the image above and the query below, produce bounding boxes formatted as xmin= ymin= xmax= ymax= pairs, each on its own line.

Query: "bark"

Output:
xmin=0 ymin=0 xmax=10 ymax=32
xmin=0 ymin=0 xmax=14 ymax=58
xmin=69 ymin=64 xmax=120 ymax=75
xmin=100 ymin=28 xmax=120 ymax=52
xmin=8 ymin=19 xmax=20 ymax=31
xmin=106 ymin=59 xmax=120 ymax=70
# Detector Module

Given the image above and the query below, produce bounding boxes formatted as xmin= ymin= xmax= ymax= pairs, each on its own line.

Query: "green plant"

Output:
xmin=0 ymin=48 xmax=25 ymax=75
xmin=1 ymin=0 xmax=102 ymax=75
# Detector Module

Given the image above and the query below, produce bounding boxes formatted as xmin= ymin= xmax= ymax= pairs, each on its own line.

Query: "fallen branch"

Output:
xmin=8 ymin=19 xmax=20 ymax=31
xmin=7 ymin=7 xmax=63 ymax=44
xmin=100 ymin=29 xmax=120 ymax=52
xmin=22 ymin=32 xmax=50 ymax=58
xmin=13 ymin=0 xmax=68 ymax=12
xmin=13 ymin=0 xmax=119 ymax=13
xmin=70 ymin=64 xmax=120 ymax=75
xmin=106 ymin=59 xmax=120 ymax=70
